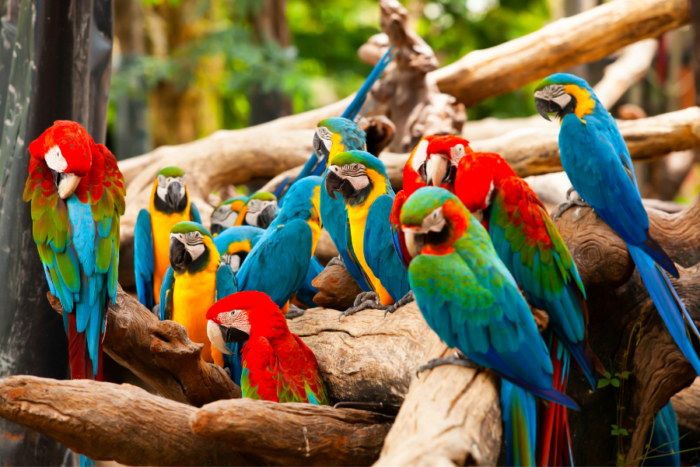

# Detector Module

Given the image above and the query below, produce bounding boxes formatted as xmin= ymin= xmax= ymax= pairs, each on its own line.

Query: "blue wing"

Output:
xmin=364 ymin=195 xmax=410 ymax=301
xmin=237 ymin=219 xmax=313 ymax=308
xmin=134 ymin=209 xmax=155 ymax=309
xmin=296 ymin=256 xmax=324 ymax=308
xmin=159 ymin=266 xmax=175 ymax=321
xmin=190 ymin=202 xmax=202 ymax=224
xmin=216 ymin=263 xmax=238 ymax=300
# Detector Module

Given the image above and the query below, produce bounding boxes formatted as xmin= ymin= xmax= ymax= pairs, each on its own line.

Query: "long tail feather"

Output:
xmin=68 ymin=313 xmax=86 ymax=380
xmin=556 ymin=328 xmax=596 ymax=390
xmin=629 ymin=245 xmax=700 ymax=376
xmin=502 ymin=382 xmax=536 ymax=467
xmin=642 ymin=402 xmax=679 ymax=467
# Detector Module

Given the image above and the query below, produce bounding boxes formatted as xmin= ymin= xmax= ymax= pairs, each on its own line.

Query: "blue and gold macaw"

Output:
xmin=213 ymin=225 xmax=265 ymax=274
xmin=325 ymin=150 xmax=411 ymax=316
xmin=233 ymin=192 xmax=278 ymax=230
xmin=236 ymin=177 xmax=323 ymax=315
xmin=210 ymin=195 xmax=249 ymax=236
xmin=400 ymin=187 xmax=578 ymax=466
xmin=134 ymin=167 xmax=202 ymax=311
xmin=535 ymin=73 xmax=700 ymax=376
xmin=159 ymin=222 xmax=237 ymax=367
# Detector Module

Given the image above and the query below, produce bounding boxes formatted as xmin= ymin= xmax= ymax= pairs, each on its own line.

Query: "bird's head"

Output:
xmin=206 ymin=291 xmax=286 ymax=355
xmin=424 ymin=136 xmax=472 ymax=189
xmin=400 ymin=187 xmax=469 ymax=258
xmin=402 ymin=135 xmax=438 ymax=195
xmin=152 ymin=167 xmax=189 ymax=214
xmin=169 ymin=222 xmax=218 ymax=274
xmin=214 ymin=226 xmax=263 ymax=274
xmin=210 ymin=196 xmax=248 ymax=236
xmin=454 ymin=152 xmax=515 ymax=213
xmin=315 ymin=117 xmax=367 ymax=170
xmin=534 ymin=73 xmax=598 ymax=123
xmin=325 ymin=150 xmax=389 ymax=207
xmin=238 ymin=192 xmax=277 ymax=229
xmin=28 ymin=121 xmax=93 ymax=199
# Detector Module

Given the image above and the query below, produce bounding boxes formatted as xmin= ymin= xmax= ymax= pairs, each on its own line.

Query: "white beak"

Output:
xmin=425 ymin=156 xmax=448 ymax=187
xmin=58 ymin=173 xmax=82 ymax=199
xmin=207 ymin=320 xmax=234 ymax=355
xmin=403 ymin=227 xmax=426 ymax=258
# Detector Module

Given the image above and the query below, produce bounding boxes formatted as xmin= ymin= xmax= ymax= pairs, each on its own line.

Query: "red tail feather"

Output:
xmin=539 ymin=335 xmax=573 ymax=467
xmin=67 ymin=313 xmax=103 ymax=381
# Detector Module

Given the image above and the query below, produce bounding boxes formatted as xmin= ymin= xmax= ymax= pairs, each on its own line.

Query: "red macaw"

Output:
xmin=425 ymin=139 xmax=601 ymax=466
xmin=206 ymin=291 xmax=329 ymax=404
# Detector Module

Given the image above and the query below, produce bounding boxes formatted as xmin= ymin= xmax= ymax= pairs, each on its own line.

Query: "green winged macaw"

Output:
xmin=400 ymin=187 xmax=578 ymax=466
xmin=207 ymin=291 xmax=329 ymax=404
xmin=210 ymin=195 xmax=249 ymax=236
xmin=134 ymin=167 xmax=202 ymax=311
xmin=159 ymin=222 xmax=237 ymax=367
xmin=534 ymin=73 xmax=700 ymax=376
xmin=213 ymin=225 xmax=265 ymax=274
xmin=233 ymin=191 xmax=278 ymax=230
xmin=236 ymin=177 xmax=323 ymax=317
xmin=325 ymin=150 xmax=411 ymax=316
xmin=25 ymin=121 xmax=125 ymax=384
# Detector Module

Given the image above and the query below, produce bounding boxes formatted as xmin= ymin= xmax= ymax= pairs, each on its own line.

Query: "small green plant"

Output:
xmin=611 ymin=424 xmax=628 ymax=436
xmin=598 ymin=371 xmax=630 ymax=389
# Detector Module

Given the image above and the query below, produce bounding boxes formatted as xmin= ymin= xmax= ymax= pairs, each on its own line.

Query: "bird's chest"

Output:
xmin=172 ymin=270 xmax=217 ymax=321
xmin=151 ymin=208 xmax=190 ymax=277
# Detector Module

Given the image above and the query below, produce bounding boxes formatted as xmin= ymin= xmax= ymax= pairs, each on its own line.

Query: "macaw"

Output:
xmin=233 ymin=191 xmax=277 ymax=230
xmin=207 ymin=291 xmax=329 ymax=404
xmin=236 ymin=177 xmax=323 ymax=315
xmin=159 ymin=222 xmax=237 ymax=367
xmin=25 ymin=120 xmax=125 ymax=384
xmin=325 ymin=150 xmax=411 ymax=316
xmin=213 ymin=225 xmax=265 ymax=274
xmin=426 ymin=140 xmax=600 ymax=465
xmin=134 ymin=167 xmax=202 ymax=311
xmin=314 ymin=117 xmax=372 ymax=292
xmin=643 ymin=402 xmax=679 ymax=467
xmin=534 ymin=73 xmax=700 ymax=376
xmin=210 ymin=195 xmax=248 ymax=236
xmin=400 ymin=187 xmax=578 ymax=466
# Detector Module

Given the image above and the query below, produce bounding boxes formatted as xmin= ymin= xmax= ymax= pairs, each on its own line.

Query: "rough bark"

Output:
xmin=671 ymin=376 xmax=700 ymax=462
xmin=312 ymin=263 xmax=363 ymax=310
xmin=431 ymin=0 xmax=690 ymax=106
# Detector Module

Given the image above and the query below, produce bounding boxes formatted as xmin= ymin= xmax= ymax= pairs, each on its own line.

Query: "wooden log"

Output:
xmin=431 ymin=0 xmax=689 ymax=107
xmin=190 ymin=399 xmax=393 ymax=466
xmin=671 ymin=376 xmax=700 ymax=461
xmin=311 ymin=263 xmax=363 ymax=310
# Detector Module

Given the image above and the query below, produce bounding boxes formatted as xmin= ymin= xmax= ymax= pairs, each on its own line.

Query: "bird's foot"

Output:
xmin=416 ymin=351 xmax=480 ymax=377
xmin=339 ymin=292 xmax=382 ymax=320
xmin=327 ymin=256 xmax=345 ymax=268
xmin=285 ymin=304 xmax=306 ymax=320
xmin=383 ymin=291 xmax=415 ymax=317
xmin=152 ymin=304 xmax=161 ymax=319
xmin=552 ymin=187 xmax=589 ymax=220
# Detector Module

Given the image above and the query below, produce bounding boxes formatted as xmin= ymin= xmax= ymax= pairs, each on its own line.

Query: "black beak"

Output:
xmin=444 ymin=164 xmax=457 ymax=185
xmin=417 ymin=163 xmax=427 ymax=183
xmin=220 ymin=325 xmax=249 ymax=343
xmin=169 ymin=237 xmax=191 ymax=271
xmin=258 ymin=204 xmax=276 ymax=229
xmin=51 ymin=169 xmax=62 ymax=188
xmin=210 ymin=223 xmax=223 ymax=236
xmin=325 ymin=170 xmax=343 ymax=201
xmin=535 ymin=98 xmax=557 ymax=122
xmin=166 ymin=182 xmax=183 ymax=210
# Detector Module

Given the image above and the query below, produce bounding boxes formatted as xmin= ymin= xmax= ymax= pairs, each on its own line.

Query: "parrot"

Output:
xmin=213 ymin=225 xmax=265 ymax=274
xmin=399 ymin=186 xmax=578 ymax=466
xmin=134 ymin=167 xmax=202 ymax=311
xmin=233 ymin=191 xmax=278 ymax=230
xmin=24 ymin=121 xmax=125 ymax=467
xmin=314 ymin=117 xmax=372 ymax=292
xmin=425 ymin=139 xmax=600 ymax=465
xmin=210 ymin=195 xmax=249 ymax=236
xmin=325 ymin=150 xmax=411 ymax=316
xmin=643 ymin=402 xmax=680 ymax=467
xmin=159 ymin=221 xmax=237 ymax=367
xmin=236 ymin=177 xmax=323 ymax=316
xmin=534 ymin=73 xmax=700 ymax=376
xmin=206 ymin=290 xmax=330 ymax=404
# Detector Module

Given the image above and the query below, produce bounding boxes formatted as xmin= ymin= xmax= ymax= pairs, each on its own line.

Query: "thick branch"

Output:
xmin=431 ymin=0 xmax=689 ymax=106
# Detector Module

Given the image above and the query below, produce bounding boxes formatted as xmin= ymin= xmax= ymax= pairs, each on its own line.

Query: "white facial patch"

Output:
xmin=412 ymin=139 xmax=430 ymax=172
xmin=217 ymin=309 xmax=251 ymax=335
xmin=535 ymin=85 xmax=572 ymax=110
xmin=156 ymin=176 xmax=186 ymax=201
xmin=422 ymin=206 xmax=446 ymax=233
xmin=484 ymin=181 xmax=495 ymax=207
xmin=221 ymin=254 xmax=242 ymax=273
xmin=45 ymin=145 xmax=68 ymax=173
xmin=212 ymin=206 xmax=238 ymax=228
xmin=450 ymin=144 xmax=465 ymax=165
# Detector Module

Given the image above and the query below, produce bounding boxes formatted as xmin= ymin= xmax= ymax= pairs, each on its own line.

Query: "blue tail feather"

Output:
xmin=502 ymin=382 xmax=536 ymax=467
xmin=642 ymin=402 xmax=680 ymax=466
xmin=556 ymin=330 xmax=596 ymax=390
xmin=79 ymin=454 xmax=95 ymax=467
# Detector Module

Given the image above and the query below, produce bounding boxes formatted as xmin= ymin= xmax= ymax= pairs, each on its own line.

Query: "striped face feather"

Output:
xmin=534 ymin=85 xmax=571 ymax=110
xmin=340 ymin=163 xmax=370 ymax=191
xmin=314 ymin=126 xmax=333 ymax=156
xmin=211 ymin=204 xmax=238 ymax=229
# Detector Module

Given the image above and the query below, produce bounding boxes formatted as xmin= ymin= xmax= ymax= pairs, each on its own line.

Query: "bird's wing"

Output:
xmin=134 ymin=209 xmax=155 ymax=309
xmin=216 ymin=263 xmax=238 ymax=300
xmin=159 ymin=266 xmax=175 ymax=321
xmin=241 ymin=336 xmax=279 ymax=402
xmin=291 ymin=334 xmax=330 ymax=405
xmin=190 ymin=202 xmax=202 ymax=224
xmin=295 ymin=256 xmax=324 ymax=308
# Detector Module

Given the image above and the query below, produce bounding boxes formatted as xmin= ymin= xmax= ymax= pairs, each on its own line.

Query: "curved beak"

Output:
xmin=169 ymin=237 xmax=191 ymax=271
xmin=258 ymin=204 xmax=277 ymax=229
xmin=207 ymin=320 xmax=235 ymax=355
xmin=313 ymin=133 xmax=331 ymax=170
xmin=535 ymin=97 xmax=554 ymax=122
xmin=55 ymin=172 xmax=82 ymax=199
xmin=325 ymin=169 xmax=343 ymax=201
xmin=425 ymin=155 xmax=449 ymax=187
xmin=403 ymin=227 xmax=426 ymax=258
xmin=166 ymin=181 xmax=183 ymax=210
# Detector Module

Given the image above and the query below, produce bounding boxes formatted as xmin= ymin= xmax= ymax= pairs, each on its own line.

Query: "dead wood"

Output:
xmin=671 ymin=377 xmax=700 ymax=461
xmin=190 ymin=399 xmax=393 ymax=466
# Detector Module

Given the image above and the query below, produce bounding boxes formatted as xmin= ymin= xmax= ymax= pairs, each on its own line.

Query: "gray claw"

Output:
xmin=552 ymin=187 xmax=589 ymax=220
xmin=415 ymin=351 xmax=479 ymax=378
xmin=383 ymin=291 xmax=415 ymax=317
xmin=285 ymin=304 xmax=306 ymax=320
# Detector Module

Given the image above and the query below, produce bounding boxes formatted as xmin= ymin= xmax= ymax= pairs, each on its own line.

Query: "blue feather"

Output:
xmin=134 ymin=209 xmax=155 ymax=309
xmin=643 ymin=402 xmax=679 ymax=467
xmin=190 ymin=202 xmax=202 ymax=224
xmin=216 ymin=263 xmax=238 ymax=300
xmin=502 ymin=381 xmax=537 ymax=467
xmin=296 ymin=256 xmax=324 ymax=308
xmin=159 ymin=266 xmax=175 ymax=321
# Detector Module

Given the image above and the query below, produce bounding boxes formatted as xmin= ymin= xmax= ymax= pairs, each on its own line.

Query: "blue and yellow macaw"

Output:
xmin=535 ymin=73 xmax=700 ymax=376
xmin=213 ymin=225 xmax=265 ymax=274
xmin=159 ymin=222 xmax=237 ymax=367
xmin=325 ymin=150 xmax=410 ymax=316
xmin=400 ymin=187 xmax=578 ymax=466
xmin=134 ymin=167 xmax=202 ymax=311
xmin=233 ymin=192 xmax=277 ymax=230
xmin=236 ymin=176 xmax=323 ymax=314
xmin=210 ymin=195 xmax=249 ymax=236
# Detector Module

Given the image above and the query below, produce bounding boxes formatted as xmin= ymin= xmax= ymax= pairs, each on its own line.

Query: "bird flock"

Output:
xmin=24 ymin=72 xmax=691 ymax=466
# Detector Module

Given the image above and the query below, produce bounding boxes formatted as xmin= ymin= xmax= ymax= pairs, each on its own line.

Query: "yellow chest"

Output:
xmin=150 ymin=202 xmax=190 ymax=299
xmin=172 ymin=269 xmax=217 ymax=339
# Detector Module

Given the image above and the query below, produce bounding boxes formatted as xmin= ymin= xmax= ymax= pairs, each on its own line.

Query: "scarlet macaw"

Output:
xmin=159 ymin=222 xmax=237 ymax=367
xmin=233 ymin=191 xmax=278 ymax=229
xmin=207 ymin=291 xmax=329 ymax=404
xmin=134 ymin=167 xmax=202 ymax=311
xmin=534 ymin=73 xmax=700 ymax=376
xmin=400 ymin=187 xmax=577 ymax=466
xmin=25 ymin=121 xmax=125 ymax=383
xmin=210 ymin=195 xmax=248 ymax=236
xmin=325 ymin=150 xmax=411 ymax=316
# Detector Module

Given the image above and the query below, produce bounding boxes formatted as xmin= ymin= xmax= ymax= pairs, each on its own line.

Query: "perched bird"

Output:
xmin=325 ymin=150 xmax=411 ymax=316
xmin=400 ymin=187 xmax=578 ymax=466
xmin=134 ymin=167 xmax=202 ymax=311
xmin=206 ymin=291 xmax=329 ymax=404
xmin=213 ymin=225 xmax=265 ymax=274
xmin=234 ymin=191 xmax=278 ymax=230
xmin=159 ymin=222 xmax=237 ymax=366
xmin=534 ymin=73 xmax=700 ymax=375
xmin=643 ymin=402 xmax=679 ymax=467
xmin=25 ymin=120 xmax=125 ymax=382
xmin=236 ymin=177 xmax=323 ymax=315
xmin=315 ymin=117 xmax=372 ymax=292
xmin=210 ymin=195 xmax=248 ymax=236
